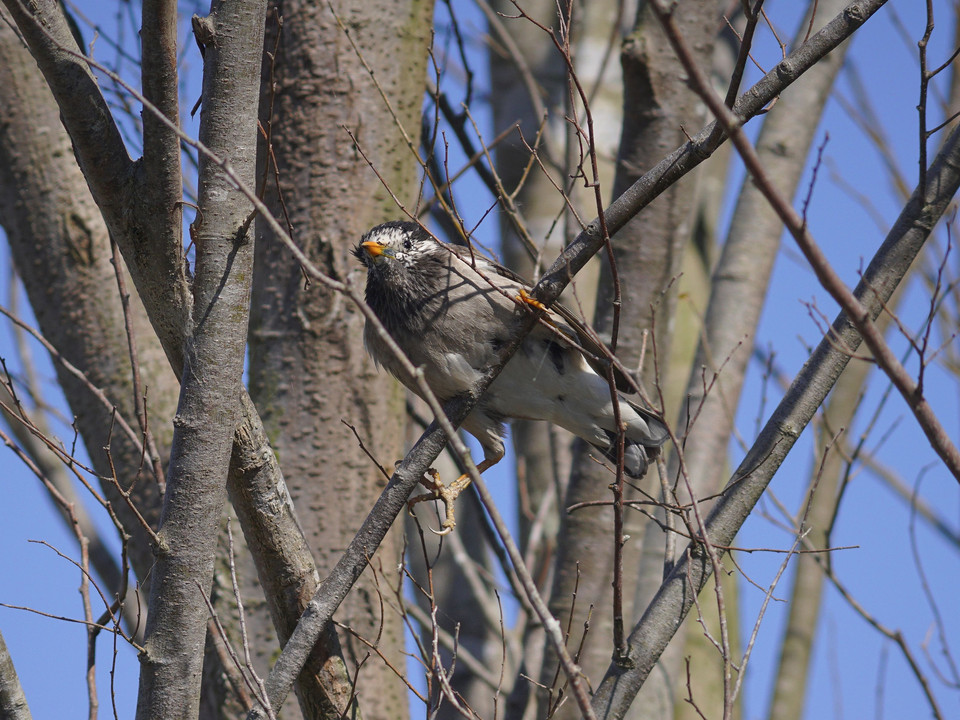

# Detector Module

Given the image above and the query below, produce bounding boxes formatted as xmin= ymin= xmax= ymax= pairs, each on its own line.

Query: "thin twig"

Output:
xmin=652 ymin=0 xmax=960 ymax=484
xmin=109 ymin=238 xmax=166 ymax=492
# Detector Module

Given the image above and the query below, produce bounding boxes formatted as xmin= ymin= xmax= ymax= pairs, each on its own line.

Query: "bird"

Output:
xmin=354 ymin=220 xmax=669 ymax=532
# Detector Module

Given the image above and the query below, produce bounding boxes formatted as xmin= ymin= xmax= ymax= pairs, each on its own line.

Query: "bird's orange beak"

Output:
xmin=361 ymin=240 xmax=387 ymax=258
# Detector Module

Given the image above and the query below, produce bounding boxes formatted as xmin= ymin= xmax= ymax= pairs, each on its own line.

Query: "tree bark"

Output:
xmin=135 ymin=2 xmax=265 ymax=717
xmin=0 ymin=630 xmax=31 ymax=720
xmin=542 ymin=5 xmax=723 ymax=718
xmin=249 ymin=2 xmax=435 ymax=717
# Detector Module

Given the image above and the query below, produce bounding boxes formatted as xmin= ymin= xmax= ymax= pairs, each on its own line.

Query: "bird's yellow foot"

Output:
xmin=408 ymin=468 xmax=473 ymax=535
xmin=517 ymin=288 xmax=548 ymax=312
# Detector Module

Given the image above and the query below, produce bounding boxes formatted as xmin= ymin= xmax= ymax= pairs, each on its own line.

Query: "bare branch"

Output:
xmin=134 ymin=1 xmax=264 ymax=716
xmin=590 ymin=36 xmax=960 ymax=720
xmin=140 ymin=0 xmax=183 ymax=284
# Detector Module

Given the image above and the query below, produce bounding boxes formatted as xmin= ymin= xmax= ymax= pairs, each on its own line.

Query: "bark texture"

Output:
xmin=542 ymin=5 xmax=723 ymax=718
xmin=250 ymin=2 xmax=435 ymax=717
xmin=135 ymin=2 xmax=265 ymax=717
xmin=0 ymin=630 xmax=31 ymax=720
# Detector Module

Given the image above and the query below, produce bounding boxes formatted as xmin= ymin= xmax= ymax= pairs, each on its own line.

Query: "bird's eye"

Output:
xmin=402 ymin=237 xmax=413 ymax=251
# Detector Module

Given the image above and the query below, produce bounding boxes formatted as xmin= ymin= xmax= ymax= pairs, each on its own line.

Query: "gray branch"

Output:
xmin=133 ymin=2 xmax=265 ymax=717
xmin=590 ymin=109 xmax=960 ymax=720
xmin=248 ymin=0 xmax=891 ymax=714
xmin=140 ymin=0 xmax=184 ymax=282
xmin=0 ymin=630 xmax=31 ymax=720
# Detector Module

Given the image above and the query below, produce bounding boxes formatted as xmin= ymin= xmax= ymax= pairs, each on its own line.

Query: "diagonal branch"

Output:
xmin=589 ymin=48 xmax=960 ymax=720
xmin=247 ymin=0 xmax=892 ymax=714
xmin=657 ymin=0 xmax=960 ymax=481
xmin=534 ymin=0 xmax=887 ymax=301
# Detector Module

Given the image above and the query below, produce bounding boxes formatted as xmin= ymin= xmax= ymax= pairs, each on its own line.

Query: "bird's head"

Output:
xmin=354 ymin=221 xmax=449 ymax=317
xmin=353 ymin=221 xmax=436 ymax=273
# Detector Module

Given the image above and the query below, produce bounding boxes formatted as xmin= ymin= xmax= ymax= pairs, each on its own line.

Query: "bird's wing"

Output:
xmin=549 ymin=305 xmax=639 ymax=393
xmin=443 ymin=241 xmax=645 ymax=396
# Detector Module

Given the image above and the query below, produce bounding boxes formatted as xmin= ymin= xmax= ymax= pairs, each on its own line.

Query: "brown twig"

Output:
xmin=0 ymin=304 xmax=147 ymax=463
xmin=196 ymin=579 xmax=267 ymax=716
xmin=722 ymin=0 xmax=766 ymax=109
xmin=109 ymin=238 xmax=166 ymax=492
xmin=652 ymin=0 xmax=960 ymax=484
xmin=769 ymin=489 xmax=947 ymax=720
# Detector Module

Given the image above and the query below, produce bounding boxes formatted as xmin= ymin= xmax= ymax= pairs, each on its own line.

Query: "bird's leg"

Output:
xmin=408 ymin=458 xmax=496 ymax=535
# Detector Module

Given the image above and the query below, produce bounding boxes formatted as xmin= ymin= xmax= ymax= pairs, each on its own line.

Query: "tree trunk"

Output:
xmin=250 ymin=2 xmax=435 ymax=717
xmin=135 ymin=1 xmax=264 ymax=716
xmin=542 ymin=5 xmax=723 ymax=718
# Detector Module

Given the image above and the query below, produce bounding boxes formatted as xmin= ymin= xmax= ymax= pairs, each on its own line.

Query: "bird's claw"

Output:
xmin=408 ymin=468 xmax=472 ymax=535
xmin=516 ymin=288 xmax=547 ymax=312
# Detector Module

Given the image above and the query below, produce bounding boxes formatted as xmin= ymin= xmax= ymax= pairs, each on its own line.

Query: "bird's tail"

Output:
xmin=599 ymin=402 xmax=669 ymax=478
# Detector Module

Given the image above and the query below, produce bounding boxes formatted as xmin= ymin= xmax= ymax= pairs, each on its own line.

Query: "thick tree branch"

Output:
xmin=248 ymin=0 xmax=891 ymax=713
xmin=140 ymin=0 xmax=183 ymax=284
xmin=665 ymin=2 xmax=854 ymax=715
xmin=0 ymin=0 xmax=130 ymax=191
xmin=671 ymin=0 xmax=850 ymax=505
xmin=0 ymin=630 xmax=31 ymax=720
xmin=134 ymin=2 xmax=265 ymax=717
xmin=0 ymin=3 xmax=174 ymax=618
xmin=539 ymin=0 xmax=887 ymax=299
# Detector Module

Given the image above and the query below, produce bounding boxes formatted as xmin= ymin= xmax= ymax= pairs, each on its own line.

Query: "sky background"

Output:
xmin=1 ymin=1 xmax=958 ymax=718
